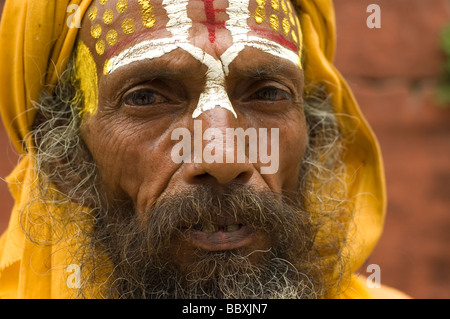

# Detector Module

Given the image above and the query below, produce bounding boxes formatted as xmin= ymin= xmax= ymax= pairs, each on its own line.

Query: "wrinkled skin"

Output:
xmin=79 ymin=0 xmax=307 ymax=267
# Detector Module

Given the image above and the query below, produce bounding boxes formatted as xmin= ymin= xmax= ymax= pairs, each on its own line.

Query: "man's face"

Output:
xmin=77 ymin=0 xmax=312 ymax=297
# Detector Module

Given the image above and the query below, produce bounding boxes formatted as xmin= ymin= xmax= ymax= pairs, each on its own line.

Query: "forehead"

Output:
xmin=80 ymin=0 xmax=302 ymax=68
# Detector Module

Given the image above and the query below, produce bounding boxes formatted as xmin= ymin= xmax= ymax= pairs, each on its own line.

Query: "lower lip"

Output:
xmin=185 ymin=226 xmax=254 ymax=251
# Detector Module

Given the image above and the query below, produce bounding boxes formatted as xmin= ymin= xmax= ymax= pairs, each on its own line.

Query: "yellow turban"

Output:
xmin=0 ymin=0 xmax=407 ymax=298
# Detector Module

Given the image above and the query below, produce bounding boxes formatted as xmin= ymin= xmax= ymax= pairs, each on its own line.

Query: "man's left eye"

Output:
xmin=125 ymin=89 xmax=168 ymax=107
xmin=250 ymin=87 xmax=291 ymax=101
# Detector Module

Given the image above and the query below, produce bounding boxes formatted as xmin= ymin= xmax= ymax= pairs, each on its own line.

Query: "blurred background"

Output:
xmin=0 ymin=0 xmax=449 ymax=298
xmin=334 ymin=0 xmax=450 ymax=299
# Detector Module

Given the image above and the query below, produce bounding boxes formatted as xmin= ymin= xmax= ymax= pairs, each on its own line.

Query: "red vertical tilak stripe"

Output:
xmin=202 ymin=0 xmax=217 ymax=43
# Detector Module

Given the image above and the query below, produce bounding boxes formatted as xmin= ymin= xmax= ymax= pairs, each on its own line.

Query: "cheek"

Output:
xmin=80 ymin=115 xmax=178 ymax=210
xmin=80 ymin=117 xmax=135 ymax=200
xmin=277 ymin=111 xmax=308 ymax=191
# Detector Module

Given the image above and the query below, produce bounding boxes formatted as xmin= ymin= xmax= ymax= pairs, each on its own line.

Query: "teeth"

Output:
xmin=202 ymin=223 xmax=218 ymax=233
xmin=225 ymin=224 xmax=240 ymax=232
xmin=199 ymin=224 xmax=241 ymax=233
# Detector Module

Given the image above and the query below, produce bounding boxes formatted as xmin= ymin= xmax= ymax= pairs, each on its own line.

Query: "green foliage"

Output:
xmin=437 ymin=24 xmax=450 ymax=106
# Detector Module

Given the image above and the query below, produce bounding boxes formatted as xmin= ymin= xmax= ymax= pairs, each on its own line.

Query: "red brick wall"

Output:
xmin=334 ymin=0 xmax=450 ymax=299
xmin=0 ymin=0 xmax=449 ymax=298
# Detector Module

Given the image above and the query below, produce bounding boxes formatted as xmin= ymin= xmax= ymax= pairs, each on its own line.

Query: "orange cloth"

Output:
xmin=0 ymin=0 xmax=406 ymax=298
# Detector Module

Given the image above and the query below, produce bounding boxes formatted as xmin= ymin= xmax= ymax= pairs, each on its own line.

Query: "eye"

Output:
xmin=125 ymin=89 xmax=168 ymax=107
xmin=251 ymin=87 xmax=291 ymax=101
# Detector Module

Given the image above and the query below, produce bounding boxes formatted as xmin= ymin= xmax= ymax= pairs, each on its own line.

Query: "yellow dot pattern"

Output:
xmin=289 ymin=12 xmax=295 ymax=25
xmin=271 ymin=0 xmax=279 ymax=11
xmin=116 ymin=0 xmax=128 ymax=14
xmin=282 ymin=17 xmax=290 ymax=35
xmin=252 ymin=0 xmax=302 ymax=69
xmin=254 ymin=0 xmax=266 ymax=24
xmin=122 ymin=18 xmax=135 ymax=35
xmin=103 ymin=9 xmax=114 ymax=24
xmin=138 ymin=0 xmax=156 ymax=29
xmin=95 ymin=39 xmax=105 ymax=55
xmin=88 ymin=6 xmax=97 ymax=21
xmin=269 ymin=14 xmax=279 ymax=31
xmin=89 ymin=0 xmax=138 ymax=58
xmin=291 ymin=30 xmax=297 ymax=43
xmin=106 ymin=29 xmax=118 ymax=46
xmin=253 ymin=0 xmax=301 ymax=47
xmin=91 ymin=24 xmax=102 ymax=39
xmin=281 ymin=0 xmax=287 ymax=14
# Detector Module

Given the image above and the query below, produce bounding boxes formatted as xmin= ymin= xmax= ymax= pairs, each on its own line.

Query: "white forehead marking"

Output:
xmin=219 ymin=0 xmax=249 ymax=75
xmin=225 ymin=35 xmax=300 ymax=73
xmin=221 ymin=0 xmax=298 ymax=75
xmin=163 ymin=0 xmax=236 ymax=118
xmin=106 ymin=38 xmax=178 ymax=74
xmin=163 ymin=0 xmax=191 ymax=41
xmin=105 ymin=0 xmax=299 ymax=119
xmin=225 ymin=0 xmax=251 ymax=41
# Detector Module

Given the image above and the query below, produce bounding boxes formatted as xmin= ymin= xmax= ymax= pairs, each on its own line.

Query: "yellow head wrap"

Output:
xmin=0 ymin=0 xmax=399 ymax=298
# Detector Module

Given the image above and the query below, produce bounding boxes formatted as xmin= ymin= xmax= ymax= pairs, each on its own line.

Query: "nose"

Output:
xmin=182 ymin=108 xmax=254 ymax=186
xmin=183 ymin=161 xmax=253 ymax=185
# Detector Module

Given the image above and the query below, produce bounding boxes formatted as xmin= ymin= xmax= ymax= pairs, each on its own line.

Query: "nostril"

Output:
xmin=191 ymin=173 xmax=217 ymax=185
xmin=183 ymin=161 xmax=254 ymax=186
xmin=190 ymin=171 xmax=252 ymax=186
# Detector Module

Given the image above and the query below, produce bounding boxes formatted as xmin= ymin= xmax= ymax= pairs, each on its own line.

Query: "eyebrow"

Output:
xmin=101 ymin=53 xmax=199 ymax=106
xmin=219 ymin=35 xmax=300 ymax=76
xmin=105 ymin=52 xmax=202 ymax=85
xmin=244 ymin=64 xmax=288 ymax=78
xmin=230 ymin=56 xmax=301 ymax=82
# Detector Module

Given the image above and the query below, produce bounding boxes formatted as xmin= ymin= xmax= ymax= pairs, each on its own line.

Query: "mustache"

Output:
xmin=88 ymin=184 xmax=327 ymax=298
xmin=131 ymin=184 xmax=315 ymax=255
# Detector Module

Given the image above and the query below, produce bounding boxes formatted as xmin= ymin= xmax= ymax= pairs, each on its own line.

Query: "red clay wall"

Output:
xmin=0 ymin=0 xmax=449 ymax=298
xmin=334 ymin=0 xmax=450 ymax=299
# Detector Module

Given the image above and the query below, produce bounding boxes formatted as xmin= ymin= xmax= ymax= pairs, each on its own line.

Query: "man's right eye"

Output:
xmin=125 ymin=89 xmax=168 ymax=107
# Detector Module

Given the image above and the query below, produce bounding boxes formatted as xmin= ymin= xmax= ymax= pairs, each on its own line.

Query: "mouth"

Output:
xmin=184 ymin=221 xmax=254 ymax=251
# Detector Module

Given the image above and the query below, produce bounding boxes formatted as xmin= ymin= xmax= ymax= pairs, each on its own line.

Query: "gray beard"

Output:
xmin=30 ymin=61 xmax=347 ymax=299
xmin=75 ymin=184 xmax=342 ymax=299
xmin=114 ymin=249 xmax=318 ymax=299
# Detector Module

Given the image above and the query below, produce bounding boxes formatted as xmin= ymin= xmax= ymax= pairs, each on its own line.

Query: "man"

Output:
xmin=0 ymin=0 xmax=408 ymax=298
